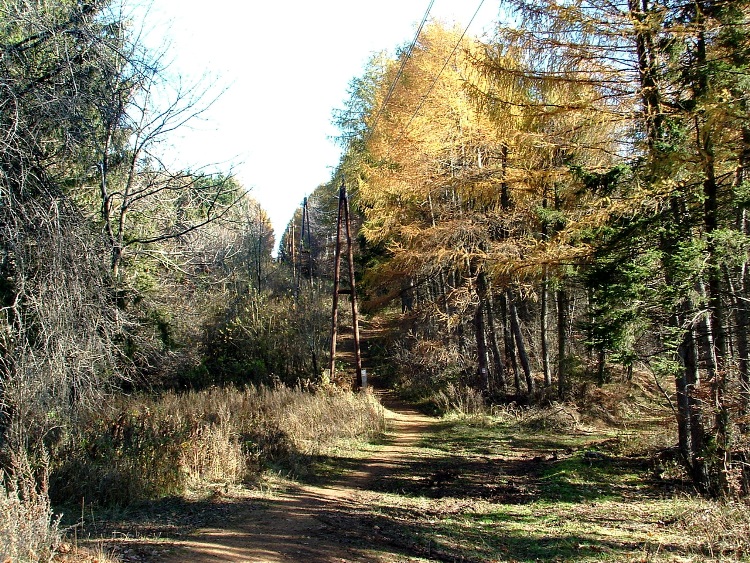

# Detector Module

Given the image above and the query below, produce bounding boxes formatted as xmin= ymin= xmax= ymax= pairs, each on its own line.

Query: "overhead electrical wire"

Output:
xmin=297 ymin=1 xmax=488 ymax=250
xmin=364 ymin=0 xmax=435 ymax=145
xmin=396 ymin=0 xmax=487 ymax=144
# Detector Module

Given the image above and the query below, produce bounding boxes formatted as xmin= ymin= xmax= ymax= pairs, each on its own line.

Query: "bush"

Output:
xmin=0 ymin=457 xmax=61 ymax=563
xmin=50 ymin=403 xmax=186 ymax=506
xmin=517 ymin=402 xmax=582 ymax=432
xmin=486 ymin=402 xmax=582 ymax=432
xmin=388 ymin=338 xmax=471 ymax=410
xmin=197 ymin=287 xmax=331 ymax=387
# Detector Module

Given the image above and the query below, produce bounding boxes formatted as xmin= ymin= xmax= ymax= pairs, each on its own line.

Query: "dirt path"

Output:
xmin=152 ymin=396 xmax=436 ymax=563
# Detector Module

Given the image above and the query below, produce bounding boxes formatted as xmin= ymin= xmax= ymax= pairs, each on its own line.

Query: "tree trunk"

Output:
xmin=256 ymin=235 xmax=263 ymax=290
xmin=508 ymin=288 xmax=533 ymax=397
xmin=474 ymin=299 xmax=489 ymax=390
xmin=310 ymin=345 xmax=319 ymax=378
xmin=735 ymin=125 xmax=750 ymax=427
xmin=453 ymin=269 xmax=466 ymax=354
xmin=694 ymin=6 xmax=735 ymax=493
xmin=328 ymin=189 xmax=344 ymax=378
xmin=485 ymin=282 xmax=506 ymax=393
xmin=674 ymin=314 xmax=697 ymax=474
xmin=556 ymin=288 xmax=568 ymax=399
xmin=478 ymin=272 xmax=504 ymax=392
xmin=629 ymin=0 xmax=714 ymax=493
xmin=541 ymin=270 xmax=551 ymax=387
xmin=500 ymin=292 xmax=520 ymax=397
xmin=727 ymin=269 xmax=750 ymax=428
xmin=596 ymin=348 xmax=606 ymax=386
xmin=661 ymin=198 xmax=711 ymax=493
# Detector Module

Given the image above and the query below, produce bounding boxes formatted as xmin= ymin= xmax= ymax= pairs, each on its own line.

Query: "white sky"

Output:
xmin=137 ymin=1 xmax=500 ymax=248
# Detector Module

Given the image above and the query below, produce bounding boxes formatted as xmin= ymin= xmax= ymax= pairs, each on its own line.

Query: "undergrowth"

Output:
xmin=49 ymin=385 xmax=385 ymax=507
xmin=0 ymin=455 xmax=61 ymax=563
xmin=676 ymin=500 xmax=750 ymax=560
xmin=362 ymin=399 xmax=750 ymax=562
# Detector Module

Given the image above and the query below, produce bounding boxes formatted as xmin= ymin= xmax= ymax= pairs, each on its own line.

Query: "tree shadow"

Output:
xmin=364 ymin=418 xmax=663 ymax=505
xmin=73 ymin=416 xmax=680 ymax=563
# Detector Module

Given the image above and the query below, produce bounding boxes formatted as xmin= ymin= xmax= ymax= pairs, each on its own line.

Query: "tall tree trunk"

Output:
xmin=736 ymin=125 xmax=750 ymax=426
xmin=453 ymin=269 xmax=466 ymax=354
xmin=310 ymin=345 xmax=319 ymax=379
xmin=696 ymin=280 xmax=717 ymax=381
xmin=596 ymin=349 xmax=607 ymax=386
xmin=478 ymin=272 xmax=505 ymax=392
xmin=256 ymin=235 xmax=263 ymax=290
xmin=694 ymin=14 xmax=731 ymax=491
xmin=508 ymin=288 xmax=533 ymax=397
xmin=629 ymin=0 xmax=664 ymax=153
xmin=687 ymin=323 xmax=707 ymax=490
xmin=628 ymin=0 xmax=714 ymax=493
xmin=540 ymin=181 xmax=552 ymax=388
xmin=439 ymin=269 xmax=451 ymax=330
xmin=500 ymin=292 xmax=520 ymax=397
xmin=673 ymin=312 xmax=704 ymax=482
xmin=485 ymin=281 xmax=506 ymax=393
xmin=470 ymin=260 xmax=489 ymax=389
xmin=541 ymin=269 xmax=551 ymax=387
xmin=725 ymin=268 xmax=749 ymax=431
xmin=474 ymin=299 xmax=489 ymax=390
xmin=556 ymin=288 xmax=568 ymax=399
xmin=662 ymin=200 xmax=710 ymax=493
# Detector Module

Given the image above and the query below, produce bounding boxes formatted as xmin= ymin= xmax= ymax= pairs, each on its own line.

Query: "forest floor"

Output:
xmin=62 ymin=321 xmax=749 ymax=562
xmin=65 ymin=389 xmax=749 ymax=563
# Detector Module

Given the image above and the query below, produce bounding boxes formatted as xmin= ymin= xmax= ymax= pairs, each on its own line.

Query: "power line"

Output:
xmin=364 ymin=0 xmax=435 ymax=145
xmin=396 ymin=0 xmax=487 ymax=145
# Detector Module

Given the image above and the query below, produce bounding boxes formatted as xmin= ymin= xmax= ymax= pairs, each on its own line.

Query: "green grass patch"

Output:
xmin=356 ymin=409 xmax=749 ymax=562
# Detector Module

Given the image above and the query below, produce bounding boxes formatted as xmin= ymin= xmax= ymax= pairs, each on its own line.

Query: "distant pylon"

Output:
xmin=329 ymin=180 xmax=363 ymax=388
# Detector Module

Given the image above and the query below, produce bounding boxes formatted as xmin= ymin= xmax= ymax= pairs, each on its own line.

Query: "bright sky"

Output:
xmin=138 ymin=1 xmax=500 ymax=249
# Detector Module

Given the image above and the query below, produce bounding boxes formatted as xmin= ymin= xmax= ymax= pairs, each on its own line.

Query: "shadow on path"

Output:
xmin=145 ymin=395 xmax=440 ymax=563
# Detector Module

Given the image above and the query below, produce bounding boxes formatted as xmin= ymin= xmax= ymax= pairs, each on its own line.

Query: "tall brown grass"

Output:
xmin=49 ymin=385 xmax=385 ymax=506
xmin=1 ymin=455 xmax=61 ymax=563
xmin=675 ymin=499 xmax=750 ymax=560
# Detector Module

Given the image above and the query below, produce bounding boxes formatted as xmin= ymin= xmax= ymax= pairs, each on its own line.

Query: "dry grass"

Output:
xmin=54 ymin=541 xmax=120 ymax=563
xmin=49 ymin=385 xmax=386 ymax=506
xmin=180 ymin=406 xmax=247 ymax=488
xmin=0 ymin=456 xmax=61 ymax=563
xmin=434 ymin=383 xmax=487 ymax=418
xmin=675 ymin=499 xmax=750 ymax=560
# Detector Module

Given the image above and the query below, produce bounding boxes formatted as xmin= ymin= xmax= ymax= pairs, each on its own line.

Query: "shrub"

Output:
xmin=517 ymin=402 xmax=582 ymax=432
xmin=0 ymin=457 xmax=61 ymax=563
xmin=486 ymin=402 xmax=582 ymax=432
xmin=197 ymin=287 xmax=331 ymax=387
xmin=388 ymin=338 xmax=471 ymax=410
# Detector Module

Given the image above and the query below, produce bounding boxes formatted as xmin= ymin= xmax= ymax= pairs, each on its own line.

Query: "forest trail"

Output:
xmin=154 ymin=396 xmax=436 ymax=563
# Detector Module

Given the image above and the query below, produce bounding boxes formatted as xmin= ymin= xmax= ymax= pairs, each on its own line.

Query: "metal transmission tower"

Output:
xmin=329 ymin=181 xmax=363 ymax=388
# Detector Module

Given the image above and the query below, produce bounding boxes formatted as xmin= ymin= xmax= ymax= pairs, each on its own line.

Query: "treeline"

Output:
xmin=0 ymin=0 xmax=293 ymax=474
xmin=290 ymin=3 xmax=749 ymax=497
xmin=2 ymin=0 xmax=748 ymax=517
